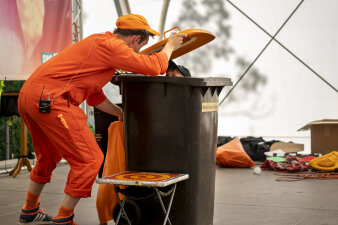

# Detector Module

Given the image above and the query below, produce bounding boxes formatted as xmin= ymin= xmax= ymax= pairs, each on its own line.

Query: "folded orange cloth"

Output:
xmin=96 ymin=121 xmax=126 ymax=224
xmin=216 ymin=137 xmax=256 ymax=168
xmin=308 ymin=151 xmax=338 ymax=171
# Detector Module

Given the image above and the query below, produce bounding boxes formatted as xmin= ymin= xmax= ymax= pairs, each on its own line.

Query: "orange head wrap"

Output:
xmin=116 ymin=14 xmax=160 ymax=36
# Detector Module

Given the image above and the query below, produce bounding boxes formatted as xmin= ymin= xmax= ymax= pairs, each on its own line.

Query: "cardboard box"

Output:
xmin=298 ymin=119 xmax=338 ymax=154
xmin=270 ymin=142 xmax=304 ymax=153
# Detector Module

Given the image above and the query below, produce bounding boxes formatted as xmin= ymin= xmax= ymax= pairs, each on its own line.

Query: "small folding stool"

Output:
xmin=96 ymin=171 xmax=189 ymax=225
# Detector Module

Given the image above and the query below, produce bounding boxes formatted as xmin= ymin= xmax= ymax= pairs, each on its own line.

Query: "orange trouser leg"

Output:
xmin=18 ymin=81 xmax=104 ymax=198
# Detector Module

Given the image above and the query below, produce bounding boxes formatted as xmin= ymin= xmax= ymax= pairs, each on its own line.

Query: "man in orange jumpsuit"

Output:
xmin=17 ymin=14 xmax=186 ymax=225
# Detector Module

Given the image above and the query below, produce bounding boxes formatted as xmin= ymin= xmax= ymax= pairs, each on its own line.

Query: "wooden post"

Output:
xmin=9 ymin=116 xmax=32 ymax=178
xmin=2 ymin=92 xmax=32 ymax=177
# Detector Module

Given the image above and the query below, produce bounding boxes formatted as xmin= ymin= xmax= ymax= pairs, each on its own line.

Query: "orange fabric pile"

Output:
xmin=96 ymin=121 xmax=126 ymax=224
xmin=216 ymin=137 xmax=256 ymax=168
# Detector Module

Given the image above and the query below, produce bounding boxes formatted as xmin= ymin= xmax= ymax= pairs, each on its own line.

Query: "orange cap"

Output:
xmin=116 ymin=14 xmax=160 ymax=36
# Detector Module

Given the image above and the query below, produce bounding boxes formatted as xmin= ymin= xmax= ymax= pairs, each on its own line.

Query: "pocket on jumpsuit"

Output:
xmin=60 ymin=103 xmax=96 ymax=162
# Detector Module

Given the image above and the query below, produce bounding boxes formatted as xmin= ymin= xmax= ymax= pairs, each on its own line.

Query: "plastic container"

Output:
xmin=118 ymin=74 xmax=232 ymax=225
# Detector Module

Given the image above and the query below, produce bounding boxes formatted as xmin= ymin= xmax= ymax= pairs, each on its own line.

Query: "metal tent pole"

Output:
xmin=114 ymin=0 xmax=131 ymax=17
xmin=159 ymin=0 xmax=171 ymax=40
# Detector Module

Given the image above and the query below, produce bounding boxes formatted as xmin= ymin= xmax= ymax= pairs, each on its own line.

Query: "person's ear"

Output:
xmin=135 ymin=35 xmax=142 ymax=44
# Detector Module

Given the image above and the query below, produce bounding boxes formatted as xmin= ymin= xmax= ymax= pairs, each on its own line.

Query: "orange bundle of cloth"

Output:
xmin=308 ymin=151 xmax=338 ymax=172
xmin=216 ymin=137 xmax=256 ymax=168
xmin=96 ymin=121 xmax=126 ymax=224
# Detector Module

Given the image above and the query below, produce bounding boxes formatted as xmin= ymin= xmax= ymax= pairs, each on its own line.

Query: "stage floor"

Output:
xmin=1 ymin=164 xmax=337 ymax=225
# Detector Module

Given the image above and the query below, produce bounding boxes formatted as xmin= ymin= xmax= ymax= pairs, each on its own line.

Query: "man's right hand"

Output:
xmin=167 ymin=32 xmax=187 ymax=50
xmin=161 ymin=32 xmax=187 ymax=59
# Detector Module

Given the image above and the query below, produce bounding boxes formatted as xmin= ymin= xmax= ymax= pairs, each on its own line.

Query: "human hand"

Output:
xmin=116 ymin=107 xmax=123 ymax=121
xmin=166 ymin=32 xmax=187 ymax=51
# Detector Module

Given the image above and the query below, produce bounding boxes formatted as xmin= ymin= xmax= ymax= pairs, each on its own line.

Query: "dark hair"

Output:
xmin=113 ymin=28 xmax=154 ymax=43
xmin=167 ymin=60 xmax=191 ymax=77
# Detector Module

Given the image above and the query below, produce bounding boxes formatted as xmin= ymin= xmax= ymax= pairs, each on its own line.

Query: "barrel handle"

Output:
xmin=163 ymin=27 xmax=181 ymax=38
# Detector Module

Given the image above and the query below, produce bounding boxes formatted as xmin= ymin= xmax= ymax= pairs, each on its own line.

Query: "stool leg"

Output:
xmin=163 ymin=184 xmax=176 ymax=225
xmin=154 ymin=183 xmax=177 ymax=225
xmin=114 ymin=185 xmax=132 ymax=225
xmin=115 ymin=198 xmax=127 ymax=225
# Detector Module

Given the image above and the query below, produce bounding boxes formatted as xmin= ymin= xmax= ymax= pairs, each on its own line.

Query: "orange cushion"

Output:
xmin=216 ymin=137 xmax=256 ymax=168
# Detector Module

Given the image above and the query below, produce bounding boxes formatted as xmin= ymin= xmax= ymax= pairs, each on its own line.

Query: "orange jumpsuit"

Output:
xmin=18 ymin=32 xmax=168 ymax=198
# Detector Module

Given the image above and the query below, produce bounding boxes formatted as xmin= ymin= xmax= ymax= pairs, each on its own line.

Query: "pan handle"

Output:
xmin=163 ymin=27 xmax=181 ymax=38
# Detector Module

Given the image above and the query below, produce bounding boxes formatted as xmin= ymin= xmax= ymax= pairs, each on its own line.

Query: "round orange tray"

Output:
xmin=140 ymin=28 xmax=215 ymax=60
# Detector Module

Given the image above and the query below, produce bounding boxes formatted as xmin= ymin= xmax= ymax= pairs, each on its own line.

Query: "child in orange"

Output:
xmin=18 ymin=14 xmax=186 ymax=225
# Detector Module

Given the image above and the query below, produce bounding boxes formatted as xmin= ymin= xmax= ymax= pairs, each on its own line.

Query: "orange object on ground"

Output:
xmin=301 ymin=155 xmax=316 ymax=162
xmin=216 ymin=137 xmax=256 ymax=168
xmin=18 ymin=32 xmax=168 ymax=198
xmin=274 ymin=172 xmax=338 ymax=182
xmin=308 ymin=151 xmax=338 ymax=171
xmin=96 ymin=121 xmax=126 ymax=224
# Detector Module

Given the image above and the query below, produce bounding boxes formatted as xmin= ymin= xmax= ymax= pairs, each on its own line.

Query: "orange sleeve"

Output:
xmin=95 ymin=37 xmax=169 ymax=76
xmin=86 ymin=89 xmax=106 ymax=106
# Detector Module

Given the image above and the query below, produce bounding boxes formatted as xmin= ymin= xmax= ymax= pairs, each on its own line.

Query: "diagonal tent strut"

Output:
xmin=226 ymin=0 xmax=338 ymax=94
xmin=220 ymin=0 xmax=338 ymax=106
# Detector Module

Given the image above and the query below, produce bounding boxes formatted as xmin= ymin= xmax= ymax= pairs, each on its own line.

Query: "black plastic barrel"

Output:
xmin=118 ymin=75 xmax=232 ymax=225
